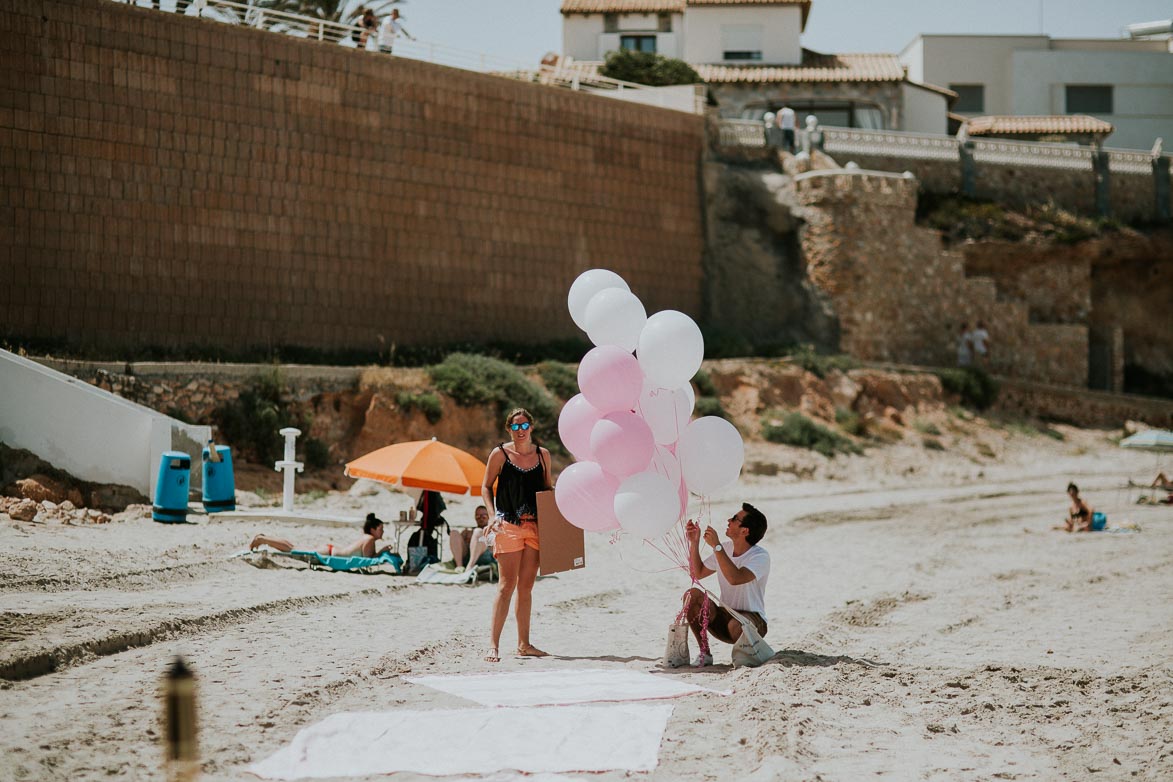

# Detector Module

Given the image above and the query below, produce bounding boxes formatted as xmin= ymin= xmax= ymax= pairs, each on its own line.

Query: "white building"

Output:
xmin=559 ymin=0 xmax=954 ymax=134
xmin=899 ymin=34 xmax=1173 ymax=149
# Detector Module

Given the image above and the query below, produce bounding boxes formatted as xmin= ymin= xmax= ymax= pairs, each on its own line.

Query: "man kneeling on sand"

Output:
xmin=682 ymin=503 xmax=770 ymax=667
xmin=249 ymin=513 xmax=388 ymax=558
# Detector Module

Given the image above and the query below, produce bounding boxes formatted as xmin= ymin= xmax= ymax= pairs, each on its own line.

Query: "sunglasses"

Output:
xmin=509 ymin=422 xmax=532 ymax=431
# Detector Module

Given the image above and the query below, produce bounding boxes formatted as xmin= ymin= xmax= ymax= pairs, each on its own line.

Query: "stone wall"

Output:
xmin=0 ymin=0 xmax=706 ymax=355
xmin=995 ymin=379 xmax=1173 ymax=429
xmin=961 ymin=243 xmax=1091 ymax=324
xmin=795 ymin=171 xmax=1088 ymax=386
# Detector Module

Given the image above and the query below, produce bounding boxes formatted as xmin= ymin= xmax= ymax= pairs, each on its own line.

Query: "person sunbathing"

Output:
xmin=448 ymin=505 xmax=496 ymax=573
xmin=1056 ymin=483 xmax=1094 ymax=532
xmin=1151 ymin=473 xmax=1173 ymax=504
xmin=249 ymin=514 xmax=387 ymax=558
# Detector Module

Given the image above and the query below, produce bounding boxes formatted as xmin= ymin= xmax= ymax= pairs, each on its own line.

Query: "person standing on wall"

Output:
xmin=970 ymin=320 xmax=990 ymax=368
xmin=378 ymin=8 xmax=415 ymax=55
xmin=480 ymin=408 xmax=552 ymax=663
xmin=957 ymin=322 xmax=973 ymax=368
xmin=778 ymin=106 xmax=797 ymax=153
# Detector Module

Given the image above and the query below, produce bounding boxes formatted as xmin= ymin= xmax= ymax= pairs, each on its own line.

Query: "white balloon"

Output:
xmin=568 ymin=269 xmax=629 ymax=331
xmin=638 ymin=382 xmax=694 ymax=445
xmin=638 ymin=310 xmax=705 ymax=390
xmin=584 ymin=288 xmax=647 ymax=352
xmin=614 ymin=471 xmax=683 ymax=540
xmin=678 ymin=416 xmax=744 ymax=496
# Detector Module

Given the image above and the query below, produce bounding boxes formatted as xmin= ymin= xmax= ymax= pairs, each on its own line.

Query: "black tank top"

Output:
xmin=494 ymin=444 xmax=546 ymax=524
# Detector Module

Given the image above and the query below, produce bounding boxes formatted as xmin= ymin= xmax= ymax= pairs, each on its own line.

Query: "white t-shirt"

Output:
xmin=778 ymin=107 xmax=796 ymax=130
xmin=703 ymin=542 xmax=770 ymax=620
xmin=957 ymin=333 xmax=973 ymax=366
xmin=970 ymin=328 xmax=989 ymax=355
xmin=378 ymin=18 xmax=406 ymax=48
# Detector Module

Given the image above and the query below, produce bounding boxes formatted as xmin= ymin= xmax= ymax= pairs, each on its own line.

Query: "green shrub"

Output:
xmin=914 ymin=419 xmax=942 ymax=436
xmin=430 ymin=353 xmax=562 ymax=451
xmin=396 ymin=391 xmax=444 ymax=424
xmin=922 ymin=437 xmax=945 ymax=451
xmin=791 ymin=344 xmax=858 ymax=379
xmin=835 ymin=407 xmax=865 ymax=436
xmin=302 ymin=437 xmax=331 ymax=469
xmin=934 ymin=367 xmax=999 ymax=410
xmin=537 ymin=361 xmax=580 ymax=401
xmin=212 ymin=369 xmax=297 ymax=463
xmin=692 ymin=370 xmax=718 ymax=398
xmin=762 ymin=411 xmax=861 ymax=458
xmin=599 ymin=49 xmax=701 ymax=86
xmin=694 ymin=396 xmax=728 ymax=420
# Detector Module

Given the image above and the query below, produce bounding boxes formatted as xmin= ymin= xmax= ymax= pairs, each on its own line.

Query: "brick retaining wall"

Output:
xmin=0 ymin=0 xmax=706 ymax=354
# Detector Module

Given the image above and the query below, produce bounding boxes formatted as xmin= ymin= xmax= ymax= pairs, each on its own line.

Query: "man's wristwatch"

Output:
xmin=714 ymin=544 xmax=724 ymax=553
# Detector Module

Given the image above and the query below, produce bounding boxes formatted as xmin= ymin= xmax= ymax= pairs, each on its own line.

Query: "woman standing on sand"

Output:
xmin=480 ymin=408 xmax=552 ymax=663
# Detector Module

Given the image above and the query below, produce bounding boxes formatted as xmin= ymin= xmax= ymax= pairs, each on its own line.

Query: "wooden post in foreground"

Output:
xmin=164 ymin=656 xmax=199 ymax=782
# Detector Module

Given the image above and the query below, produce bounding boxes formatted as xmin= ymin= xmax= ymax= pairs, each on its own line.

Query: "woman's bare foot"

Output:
xmin=516 ymin=644 xmax=547 ymax=657
xmin=485 ymin=648 xmax=500 ymax=663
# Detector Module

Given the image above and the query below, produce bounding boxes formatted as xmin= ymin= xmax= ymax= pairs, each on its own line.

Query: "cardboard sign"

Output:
xmin=536 ymin=490 xmax=585 ymax=575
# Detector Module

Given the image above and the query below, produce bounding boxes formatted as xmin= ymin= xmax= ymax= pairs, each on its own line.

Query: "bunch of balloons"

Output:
xmin=554 ymin=269 xmax=745 ymax=541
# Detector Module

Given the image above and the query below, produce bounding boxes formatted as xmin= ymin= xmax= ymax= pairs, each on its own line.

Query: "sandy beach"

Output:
xmin=1 ymin=424 xmax=1171 ymax=781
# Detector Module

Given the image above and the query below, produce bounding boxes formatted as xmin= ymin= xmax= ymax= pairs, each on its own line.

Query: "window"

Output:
xmin=603 ymin=13 xmax=618 ymax=33
xmin=620 ymin=35 xmax=656 ymax=54
xmin=949 ymin=84 xmax=985 ymax=113
xmin=722 ymin=24 xmax=763 ymax=62
xmin=1066 ymin=85 xmax=1113 ymax=114
xmin=658 ymin=12 xmax=672 ymax=32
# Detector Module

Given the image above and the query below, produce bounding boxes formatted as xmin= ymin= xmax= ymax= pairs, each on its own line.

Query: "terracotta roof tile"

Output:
xmin=966 ymin=115 xmax=1115 ymax=137
xmin=561 ymin=0 xmax=810 ymax=15
xmin=696 ymin=51 xmax=905 ymax=83
xmin=561 ymin=0 xmax=684 ymax=12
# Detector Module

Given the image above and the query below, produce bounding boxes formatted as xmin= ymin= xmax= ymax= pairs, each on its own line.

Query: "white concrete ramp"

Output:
xmin=0 ymin=349 xmax=211 ymax=497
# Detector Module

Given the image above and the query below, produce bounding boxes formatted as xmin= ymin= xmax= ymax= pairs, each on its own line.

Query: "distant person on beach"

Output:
xmin=1056 ymin=483 xmax=1094 ymax=532
xmin=249 ymin=513 xmax=387 ymax=557
xmin=971 ymin=320 xmax=990 ymax=367
xmin=449 ymin=504 xmax=496 ymax=571
xmin=957 ymin=322 xmax=973 ymax=367
xmin=682 ymin=504 xmax=771 ymax=667
xmin=778 ymin=106 xmax=797 ymax=153
xmin=378 ymin=9 xmax=414 ymax=55
xmin=481 ymin=408 xmax=552 ymax=663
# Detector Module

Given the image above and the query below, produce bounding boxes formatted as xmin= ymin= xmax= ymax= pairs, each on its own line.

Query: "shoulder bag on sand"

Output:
xmin=661 ymin=623 xmax=691 ymax=668
xmin=727 ymin=606 xmax=775 ymax=668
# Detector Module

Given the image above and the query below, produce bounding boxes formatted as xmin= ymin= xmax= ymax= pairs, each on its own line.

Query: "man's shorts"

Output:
xmin=706 ymin=602 xmax=767 ymax=644
xmin=493 ymin=520 xmax=539 ymax=555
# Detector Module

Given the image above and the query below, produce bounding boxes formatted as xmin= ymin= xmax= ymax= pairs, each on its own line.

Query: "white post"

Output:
xmin=275 ymin=427 xmax=304 ymax=513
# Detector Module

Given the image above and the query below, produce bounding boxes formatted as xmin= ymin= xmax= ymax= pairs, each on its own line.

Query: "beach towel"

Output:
xmin=287 ymin=550 xmax=403 ymax=573
xmin=247 ymin=703 xmax=672 ymax=780
xmin=404 ymin=668 xmax=726 ymax=707
xmin=416 ymin=562 xmax=476 ymax=584
xmin=235 ymin=548 xmax=403 ymax=574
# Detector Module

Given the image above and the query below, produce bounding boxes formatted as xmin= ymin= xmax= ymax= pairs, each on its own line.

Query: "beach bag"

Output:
xmin=728 ymin=608 xmax=775 ymax=668
xmin=1091 ymin=511 xmax=1107 ymax=531
xmin=661 ymin=623 xmax=690 ymax=669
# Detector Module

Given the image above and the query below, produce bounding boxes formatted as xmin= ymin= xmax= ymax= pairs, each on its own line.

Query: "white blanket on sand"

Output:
xmin=404 ymin=668 xmax=726 ymax=707
xmin=247 ymin=703 xmax=673 ymax=779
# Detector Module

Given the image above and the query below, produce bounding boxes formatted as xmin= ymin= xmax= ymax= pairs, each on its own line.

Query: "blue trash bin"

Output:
xmin=202 ymin=445 xmax=235 ymax=513
xmin=153 ymin=451 xmax=191 ymax=523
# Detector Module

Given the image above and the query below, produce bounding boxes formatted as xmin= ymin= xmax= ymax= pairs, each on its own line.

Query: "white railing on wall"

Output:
xmin=719 ymin=121 xmax=1169 ymax=171
xmin=823 ymin=127 xmax=961 ymax=162
xmin=718 ymin=119 xmax=765 ymax=147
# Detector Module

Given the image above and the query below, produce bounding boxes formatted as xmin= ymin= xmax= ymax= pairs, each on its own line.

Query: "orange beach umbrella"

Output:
xmin=344 ymin=438 xmax=487 ymax=495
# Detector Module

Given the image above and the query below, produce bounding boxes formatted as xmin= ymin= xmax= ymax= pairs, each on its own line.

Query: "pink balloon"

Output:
xmin=578 ymin=346 xmax=642 ymax=414
xmin=590 ymin=411 xmax=655 ymax=479
xmin=558 ymin=394 xmax=602 ymax=461
xmin=554 ymin=461 xmax=620 ymax=532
